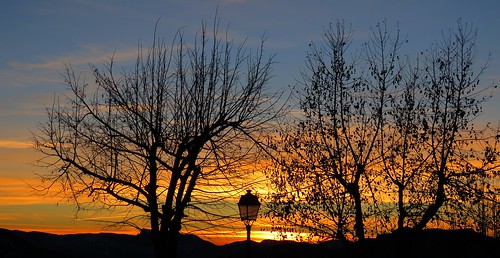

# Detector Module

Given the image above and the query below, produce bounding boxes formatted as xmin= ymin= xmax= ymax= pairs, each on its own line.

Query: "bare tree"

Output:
xmin=33 ymin=19 xmax=279 ymax=258
xmin=379 ymin=58 xmax=429 ymax=230
xmin=267 ymin=20 xmax=499 ymax=242
xmin=411 ymin=20 xmax=497 ymax=230
xmin=376 ymin=20 xmax=500 ymax=233
xmin=267 ymin=20 xmax=405 ymax=241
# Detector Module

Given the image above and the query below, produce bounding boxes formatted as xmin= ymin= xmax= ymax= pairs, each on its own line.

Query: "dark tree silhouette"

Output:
xmin=267 ymin=20 xmax=499 ymax=242
xmin=411 ymin=20 xmax=499 ymax=231
xmin=267 ymin=20 xmax=405 ymax=241
xmin=33 ymin=20 xmax=280 ymax=258
xmin=380 ymin=21 xmax=500 ymax=233
xmin=379 ymin=57 xmax=427 ymax=230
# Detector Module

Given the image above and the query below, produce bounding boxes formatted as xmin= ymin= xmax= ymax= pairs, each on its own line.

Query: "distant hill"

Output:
xmin=0 ymin=228 xmax=156 ymax=258
xmin=335 ymin=229 xmax=500 ymax=258
xmin=0 ymin=228 xmax=498 ymax=258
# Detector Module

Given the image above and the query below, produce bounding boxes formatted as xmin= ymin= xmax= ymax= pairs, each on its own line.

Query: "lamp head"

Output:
xmin=237 ymin=190 xmax=261 ymax=225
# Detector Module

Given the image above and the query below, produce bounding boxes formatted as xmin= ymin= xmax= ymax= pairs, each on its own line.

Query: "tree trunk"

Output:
xmin=415 ymin=173 xmax=446 ymax=230
xmin=397 ymin=185 xmax=407 ymax=230
xmin=166 ymin=229 xmax=180 ymax=258
xmin=335 ymin=221 xmax=348 ymax=243
xmin=151 ymin=205 xmax=180 ymax=258
xmin=151 ymin=230 xmax=167 ymax=258
xmin=347 ymin=183 xmax=365 ymax=240
xmin=151 ymin=221 xmax=181 ymax=258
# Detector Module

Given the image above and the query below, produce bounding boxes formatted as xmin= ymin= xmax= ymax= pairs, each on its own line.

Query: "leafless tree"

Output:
xmin=267 ymin=20 xmax=499 ymax=242
xmin=409 ymin=20 xmax=497 ymax=230
xmin=377 ymin=20 xmax=500 ymax=233
xmin=33 ymin=19 xmax=280 ymax=258
xmin=267 ymin=20 xmax=405 ymax=241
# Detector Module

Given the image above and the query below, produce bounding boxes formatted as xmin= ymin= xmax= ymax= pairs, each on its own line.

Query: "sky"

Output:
xmin=1 ymin=0 xmax=500 ymax=244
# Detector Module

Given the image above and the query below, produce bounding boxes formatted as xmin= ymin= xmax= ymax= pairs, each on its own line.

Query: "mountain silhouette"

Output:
xmin=0 ymin=228 xmax=498 ymax=258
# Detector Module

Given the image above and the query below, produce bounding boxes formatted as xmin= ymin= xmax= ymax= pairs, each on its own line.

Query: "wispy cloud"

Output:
xmin=0 ymin=202 xmax=138 ymax=234
xmin=0 ymin=176 xmax=63 ymax=205
xmin=1 ymin=44 xmax=139 ymax=92
xmin=9 ymin=44 xmax=138 ymax=72
xmin=0 ymin=178 xmax=35 ymax=205
xmin=0 ymin=140 xmax=31 ymax=149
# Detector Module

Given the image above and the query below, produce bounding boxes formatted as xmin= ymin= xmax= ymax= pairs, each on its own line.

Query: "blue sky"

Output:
xmin=1 ymin=0 xmax=499 ymax=241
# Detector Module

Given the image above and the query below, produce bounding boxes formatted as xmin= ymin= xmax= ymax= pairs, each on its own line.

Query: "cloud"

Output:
xmin=0 ymin=44 xmax=139 ymax=92
xmin=0 ymin=178 xmax=36 ymax=205
xmin=0 ymin=68 xmax=59 ymax=88
xmin=9 ymin=44 xmax=138 ymax=72
xmin=0 ymin=202 xmax=138 ymax=235
xmin=0 ymin=176 xmax=64 ymax=205
xmin=0 ymin=140 xmax=31 ymax=149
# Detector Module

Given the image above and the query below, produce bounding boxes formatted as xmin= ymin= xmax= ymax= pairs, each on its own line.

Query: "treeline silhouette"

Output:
xmin=1 ymin=228 xmax=499 ymax=258
xmin=266 ymin=20 xmax=499 ymax=242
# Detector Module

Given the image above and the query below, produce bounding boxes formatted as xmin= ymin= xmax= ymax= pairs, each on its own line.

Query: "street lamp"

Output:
xmin=238 ymin=190 xmax=260 ymax=257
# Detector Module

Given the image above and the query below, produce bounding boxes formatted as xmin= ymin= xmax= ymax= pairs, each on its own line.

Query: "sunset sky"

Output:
xmin=1 ymin=0 xmax=500 ymax=244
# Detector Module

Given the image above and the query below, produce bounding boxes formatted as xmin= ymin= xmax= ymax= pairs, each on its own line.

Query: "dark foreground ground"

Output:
xmin=0 ymin=228 xmax=498 ymax=258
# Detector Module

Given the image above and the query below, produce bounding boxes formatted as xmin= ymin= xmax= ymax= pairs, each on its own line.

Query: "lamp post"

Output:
xmin=238 ymin=190 xmax=260 ymax=258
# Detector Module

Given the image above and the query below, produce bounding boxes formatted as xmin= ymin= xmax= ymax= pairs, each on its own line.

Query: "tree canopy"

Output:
xmin=33 ymin=19 xmax=281 ymax=258
xmin=266 ymin=20 xmax=499 ymax=242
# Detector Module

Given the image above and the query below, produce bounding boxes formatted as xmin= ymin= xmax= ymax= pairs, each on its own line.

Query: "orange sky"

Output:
xmin=0 ymin=142 xmax=278 ymax=245
xmin=2 ymin=0 xmax=500 ymax=247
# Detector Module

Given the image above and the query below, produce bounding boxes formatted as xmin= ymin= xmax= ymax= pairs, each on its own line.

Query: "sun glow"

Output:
xmin=201 ymin=228 xmax=311 ymax=246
